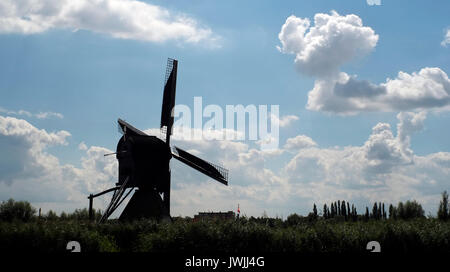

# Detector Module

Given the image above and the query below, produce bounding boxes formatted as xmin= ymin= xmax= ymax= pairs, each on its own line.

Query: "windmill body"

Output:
xmin=89 ymin=59 xmax=229 ymax=223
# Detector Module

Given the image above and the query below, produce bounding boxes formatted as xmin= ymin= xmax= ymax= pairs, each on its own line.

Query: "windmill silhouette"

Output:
xmin=88 ymin=58 xmax=229 ymax=222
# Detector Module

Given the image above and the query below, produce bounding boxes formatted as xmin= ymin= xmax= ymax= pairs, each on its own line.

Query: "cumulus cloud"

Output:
xmin=306 ymin=68 xmax=450 ymax=114
xmin=278 ymin=12 xmax=450 ymax=114
xmin=441 ymin=28 xmax=450 ymax=47
xmin=0 ymin=115 xmax=117 ymax=213
xmin=277 ymin=11 xmax=378 ymax=77
xmin=0 ymin=116 xmax=68 ymax=185
xmin=284 ymin=135 xmax=317 ymax=150
xmin=0 ymin=0 xmax=219 ymax=46
xmin=363 ymin=122 xmax=411 ymax=174
xmin=0 ymin=116 xmax=69 ymax=149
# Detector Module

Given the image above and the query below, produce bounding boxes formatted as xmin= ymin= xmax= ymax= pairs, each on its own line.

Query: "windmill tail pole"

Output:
xmin=88 ymin=194 xmax=94 ymax=221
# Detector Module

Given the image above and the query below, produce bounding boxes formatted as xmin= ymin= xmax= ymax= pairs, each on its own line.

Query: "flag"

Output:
xmin=237 ymin=204 xmax=240 ymax=214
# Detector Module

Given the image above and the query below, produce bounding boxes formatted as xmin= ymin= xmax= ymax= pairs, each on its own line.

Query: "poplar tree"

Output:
xmin=338 ymin=201 xmax=341 ymax=216
xmin=379 ymin=203 xmax=383 ymax=219
xmin=438 ymin=191 xmax=448 ymax=221
xmin=372 ymin=203 xmax=378 ymax=220
xmin=341 ymin=200 xmax=346 ymax=218
xmin=389 ymin=204 xmax=394 ymax=219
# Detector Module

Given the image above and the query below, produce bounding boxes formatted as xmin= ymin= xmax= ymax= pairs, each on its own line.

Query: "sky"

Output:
xmin=0 ymin=0 xmax=449 ymax=218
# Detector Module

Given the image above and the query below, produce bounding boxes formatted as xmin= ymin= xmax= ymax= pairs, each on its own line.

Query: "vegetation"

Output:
xmin=0 ymin=192 xmax=448 ymax=253
xmin=0 ymin=199 xmax=36 ymax=222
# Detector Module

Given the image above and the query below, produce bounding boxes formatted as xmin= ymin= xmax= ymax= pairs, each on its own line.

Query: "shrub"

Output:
xmin=390 ymin=200 xmax=425 ymax=220
xmin=286 ymin=213 xmax=302 ymax=226
xmin=0 ymin=199 xmax=36 ymax=222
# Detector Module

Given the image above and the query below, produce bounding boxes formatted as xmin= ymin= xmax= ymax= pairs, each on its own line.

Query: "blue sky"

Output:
xmin=0 ymin=0 xmax=449 ymax=217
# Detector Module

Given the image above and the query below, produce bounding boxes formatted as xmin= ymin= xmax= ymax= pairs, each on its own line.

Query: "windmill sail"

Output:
xmin=172 ymin=146 xmax=228 ymax=185
xmin=118 ymin=118 xmax=148 ymax=136
xmin=160 ymin=58 xmax=178 ymax=137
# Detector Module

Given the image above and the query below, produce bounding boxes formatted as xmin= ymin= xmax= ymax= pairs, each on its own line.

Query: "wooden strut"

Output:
xmin=88 ymin=176 xmax=131 ymax=222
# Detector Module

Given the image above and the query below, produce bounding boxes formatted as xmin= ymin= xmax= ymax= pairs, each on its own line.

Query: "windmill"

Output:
xmin=88 ymin=58 xmax=229 ymax=222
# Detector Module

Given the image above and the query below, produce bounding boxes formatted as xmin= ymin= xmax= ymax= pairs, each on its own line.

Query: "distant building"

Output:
xmin=194 ymin=211 xmax=235 ymax=221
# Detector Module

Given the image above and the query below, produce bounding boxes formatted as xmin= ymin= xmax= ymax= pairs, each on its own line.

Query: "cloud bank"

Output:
xmin=0 ymin=113 xmax=448 ymax=216
xmin=0 ymin=0 xmax=218 ymax=45
xmin=169 ymin=111 xmax=448 ymax=216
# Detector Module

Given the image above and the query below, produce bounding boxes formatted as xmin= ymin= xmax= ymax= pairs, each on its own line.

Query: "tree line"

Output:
xmin=0 ymin=191 xmax=449 ymax=223
xmin=307 ymin=191 xmax=449 ymax=222
xmin=0 ymin=199 xmax=102 ymax=222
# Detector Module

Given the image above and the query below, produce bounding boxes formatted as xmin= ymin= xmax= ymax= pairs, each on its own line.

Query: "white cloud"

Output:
xmin=35 ymin=112 xmax=64 ymax=119
xmin=0 ymin=0 xmax=219 ymax=46
xmin=441 ymin=28 xmax=450 ymax=47
xmin=271 ymin=114 xmax=299 ymax=128
xmin=78 ymin=141 xmax=88 ymax=151
xmin=306 ymin=68 xmax=450 ymax=114
xmin=0 ymin=116 xmax=70 ymax=185
xmin=366 ymin=0 xmax=381 ymax=6
xmin=277 ymin=11 xmax=378 ymax=77
xmin=0 ymin=116 xmax=69 ymax=148
xmin=396 ymin=111 xmax=427 ymax=152
xmin=0 ymin=115 xmax=117 ymax=213
xmin=284 ymin=135 xmax=317 ymax=150
xmin=0 ymin=106 xmax=64 ymax=119
xmin=363 ymin=122 xmax=411 ymax=173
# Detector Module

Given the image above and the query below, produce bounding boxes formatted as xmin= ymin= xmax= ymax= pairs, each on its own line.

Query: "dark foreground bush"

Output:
xmin=0 ymin=218 xmax=448 ymax=253
xmin=0 ymin=221 xmax=118 ymax=252
xmin=134 ymin=219 xmax=450 ymax=253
